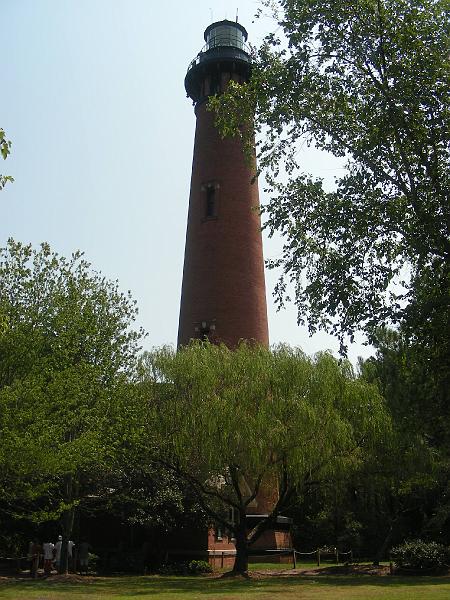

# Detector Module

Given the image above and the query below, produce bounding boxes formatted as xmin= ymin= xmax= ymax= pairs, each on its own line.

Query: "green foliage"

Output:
xmin=89 ymin=461 xmax=208 ymax=533
xmin=156 ymin=562 xmax=189 ymax=576
xmin=391 ymin=539 xmax=449 ymax=571
xmin=359 ymin=328 xmax=450 ymax=549
xmin=0 ymin=128 xmax=14 ymax=190
xmin=140 ymin=341 xmax=391 ymax=571
xmin=360 ymin=327 xmax=450 ymax=451
xmin=0 ymin=240 xmax=210 ymax=566
xmin=187 ymin=560 xmax=213 ymax=575
xmin=155 ymin=560 xmax=213 ymax=575
xmin=288 ymin=413 xmax=436 ymax=560
xmin=87 ymin=552 xmax=100 ymax=573
xmin=212 ymin=3 xmax=450 ymax=554
xmin=211 ymin=0 xmax=450 ymax=349
xmin=0 ymin=239 xmax=143 ymax=386
xmin=143 ymin=343 xmax=389 ymax=493
xmin=0 ymin=239 xmax=145 ymax=557
xmin=0 ymin=532 xmax=24 ymax=557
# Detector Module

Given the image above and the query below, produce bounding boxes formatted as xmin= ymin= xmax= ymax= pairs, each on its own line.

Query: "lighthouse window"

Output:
xmin=205 ymin=186 xmax=216 ymax=218
xmin=209 ymin=72 xmax=220 ymax=95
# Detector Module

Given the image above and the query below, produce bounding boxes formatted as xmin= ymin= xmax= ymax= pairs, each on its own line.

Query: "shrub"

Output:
xmin=188 ymin=560 xmax=213 ymax=574
xmin=156 ymin=562 xmax=189 ymax=575
xmin=391 ymin=540 xmax=449 ymax=571
xmin=155 ymin=560 xmax=212 ymax=575
xmin=87 ymin=553 xmax=100 ymax=573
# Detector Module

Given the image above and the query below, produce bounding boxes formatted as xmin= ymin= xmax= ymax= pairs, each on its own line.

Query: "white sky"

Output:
xmin=2 ymin=0 xmax=373 ymax=364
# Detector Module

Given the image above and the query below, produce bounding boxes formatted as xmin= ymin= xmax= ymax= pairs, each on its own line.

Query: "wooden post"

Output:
xmin=221 ymin=552 xmax=224 ymax=569
xmin=335 ymin=548 xmax=339 ymax=564
xmin=293 ymin=550 xmax=297 ymax=569
xmin=317 ymin=549 xmax=320 ymax=567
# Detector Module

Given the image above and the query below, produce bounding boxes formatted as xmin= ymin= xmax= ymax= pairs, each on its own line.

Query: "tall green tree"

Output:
xmin=0 ymin=239 xmax=144 ymax=572
xmin=360 ymin=329 xmax=450 ymax=545
xmin=288 ymin=422 xmax=435 ymax=560
xmin=140 ymin=342 xmax=390 ymax=573
xmin=211 ymin=0 xmax=449 ymax=349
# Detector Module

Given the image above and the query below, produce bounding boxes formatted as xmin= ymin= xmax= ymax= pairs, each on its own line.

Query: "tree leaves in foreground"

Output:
xmin=0 ymin=239 xmax=144 ymax=570
xmin=360 ymin=328 xmax=450 ymax=545
xmin=0 ymin=128 xmax=14 ymax=190
xmin=140 ymin=342 xmax=391 ymax=572
xmin=210 ymin=0 xmax=449 ymax=349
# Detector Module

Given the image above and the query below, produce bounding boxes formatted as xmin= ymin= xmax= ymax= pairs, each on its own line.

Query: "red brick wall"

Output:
xmin=207 ymin=527 xmax=236 ymax=551
xmin=251 ymin=528 xmax=292 ymax=550
xmin=209 ymin=553 xmax=236 ymax=568
xmin=251 ymin=475 xmax=280 ymax=514
xmin=206 ymin=526 xmax=293 ymax=569
xmin=177 ymin=103 xmax=269 ymax=348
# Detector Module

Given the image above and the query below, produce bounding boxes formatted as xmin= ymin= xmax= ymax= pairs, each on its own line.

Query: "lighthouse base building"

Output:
xmin=165 ymin=518 xmax=293 ymax=568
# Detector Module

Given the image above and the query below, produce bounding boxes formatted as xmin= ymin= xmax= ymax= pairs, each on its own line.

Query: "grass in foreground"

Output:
xmin=1 ymin=572 xmax=450 ymax=600
xmin=247 ymin=560 xmax=323 ymax=571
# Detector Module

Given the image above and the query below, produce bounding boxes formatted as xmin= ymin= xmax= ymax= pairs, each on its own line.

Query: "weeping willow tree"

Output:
xmin=140 ymin=342 xmax=391 ymax=573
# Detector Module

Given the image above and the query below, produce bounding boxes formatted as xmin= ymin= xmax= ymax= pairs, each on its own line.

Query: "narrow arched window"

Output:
xmin=202 ymin=182 xmax=219 ymax=220
xmin=206 ymin=186 xmax=216 ymax=217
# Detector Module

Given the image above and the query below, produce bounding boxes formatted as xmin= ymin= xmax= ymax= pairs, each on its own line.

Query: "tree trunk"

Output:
xmin=59 ymin=508 xmax=76 ymax=574
xmin=58 ymin=475 xmax=77 ymax=575
xmin=232 ymin=516 xmax=249 ymax=574
xmin=373 ymin=521 xmax=395 ymax=566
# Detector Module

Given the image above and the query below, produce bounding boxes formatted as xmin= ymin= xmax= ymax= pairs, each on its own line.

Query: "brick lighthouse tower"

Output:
xmin=178 ymin=19 xmax=269 ymax=348
xmin=173 ymin=20 xmax=292 ymax=568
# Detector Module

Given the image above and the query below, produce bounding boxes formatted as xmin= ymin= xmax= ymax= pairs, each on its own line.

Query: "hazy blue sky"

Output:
xmin=2 ymin=0 xmax=372 ymax=363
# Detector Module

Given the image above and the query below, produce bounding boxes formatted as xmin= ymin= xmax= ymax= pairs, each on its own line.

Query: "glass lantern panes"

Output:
xmin=206 ymin=25 xmax=244 ymax=50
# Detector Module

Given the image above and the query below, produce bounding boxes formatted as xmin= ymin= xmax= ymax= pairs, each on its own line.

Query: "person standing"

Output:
xmin=42 ymin=540 xmax=54 ymax=575
xmin=27 ymin=540 xmax=34 ymax=573
xmin=54 ymin=535 xmax=63 ymax=571
xmin=78 ymin=540 xmax=91 ymax=574
xmin=29 ymin=539 xmax=41 ymax=579
xmin=67 ymin=540 xmax=75 ymax=572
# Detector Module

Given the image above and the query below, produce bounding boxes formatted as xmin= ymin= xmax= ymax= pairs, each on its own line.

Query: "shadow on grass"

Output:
xmin=5 ymin=573 xmax=450 ymax=598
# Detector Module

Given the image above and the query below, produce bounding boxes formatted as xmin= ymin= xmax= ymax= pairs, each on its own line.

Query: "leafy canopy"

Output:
xmin=210 ymin=0 xmax=449 ymax=348
xmin=141 ymin=342 xmax=390 ymax=535
xmin=0 ymin=239 xmax=144 ymax=522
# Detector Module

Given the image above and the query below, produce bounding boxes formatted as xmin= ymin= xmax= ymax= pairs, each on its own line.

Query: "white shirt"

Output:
xmin=43 ymin=542 xmax=54 ymax=560
xmin=55 ymin=540 xmax=62 ymax=561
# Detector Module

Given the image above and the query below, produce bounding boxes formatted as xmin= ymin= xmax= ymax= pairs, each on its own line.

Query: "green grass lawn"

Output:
xmin=247 ymin=560 xmax=320 ymax=570
xmin=1 ymin=572 xmax=450 ymax=600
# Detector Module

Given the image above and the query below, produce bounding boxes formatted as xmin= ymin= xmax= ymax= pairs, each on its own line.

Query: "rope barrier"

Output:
xmin=0 ymin=548 xmax=354 ymax=569
xmin=244 ymin=546 xmax=353 ymax=571
xmin=293 ymin=549 xmax=352 ymax=556
xmin=248 ymin=549 xmax=293 ymax=556
xmin=291 ymin=547 xmax=354 ymax=567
